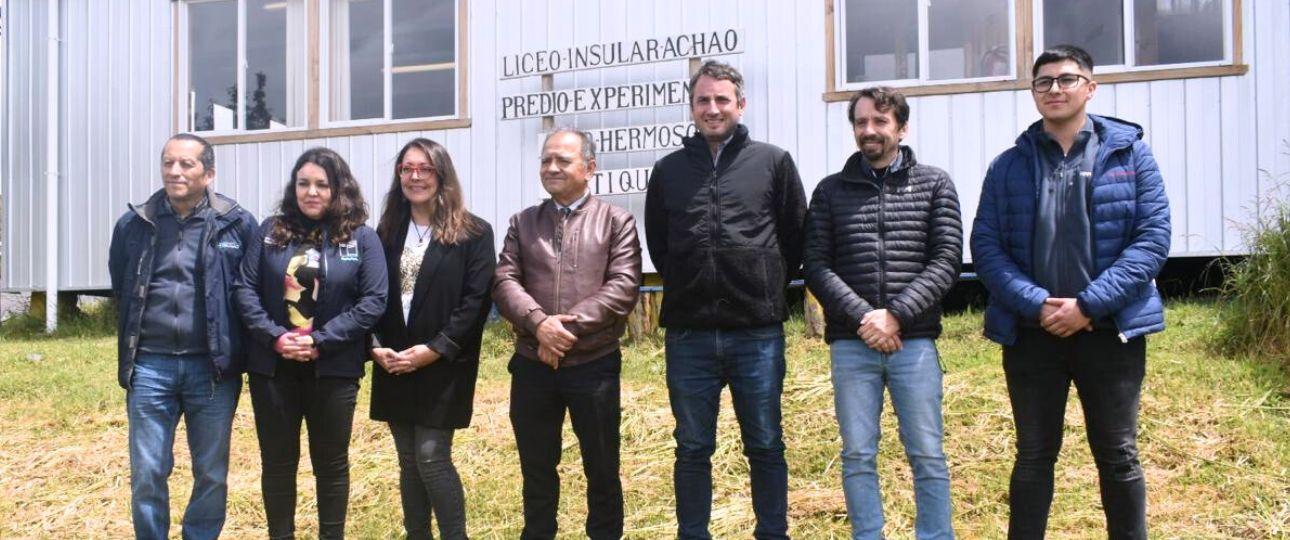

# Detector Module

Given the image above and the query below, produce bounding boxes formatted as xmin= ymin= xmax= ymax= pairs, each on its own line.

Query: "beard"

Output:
xmin=858 ymin=136 xmax=891 ymax=162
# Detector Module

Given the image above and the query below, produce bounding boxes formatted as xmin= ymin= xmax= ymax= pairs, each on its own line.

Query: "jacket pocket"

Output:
xmin=715 ymin=247 xmax=784 ymax=321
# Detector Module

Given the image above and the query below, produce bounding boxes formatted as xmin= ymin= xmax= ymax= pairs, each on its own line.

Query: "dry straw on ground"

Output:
xmin=1 ymin=303 xmax=1287 ymax=538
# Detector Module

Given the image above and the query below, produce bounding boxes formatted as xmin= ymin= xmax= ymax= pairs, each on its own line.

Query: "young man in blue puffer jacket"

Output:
xmin=971 ymin=45 xmax=1171 ymax=540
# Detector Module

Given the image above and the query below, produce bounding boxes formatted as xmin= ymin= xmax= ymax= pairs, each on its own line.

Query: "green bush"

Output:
xmin=1213 ymin=174 xmax=1290 ymax=366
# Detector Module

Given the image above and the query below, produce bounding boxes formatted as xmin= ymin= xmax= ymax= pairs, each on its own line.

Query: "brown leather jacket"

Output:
xmin=492 ymin=195 xmax=643 ymax=367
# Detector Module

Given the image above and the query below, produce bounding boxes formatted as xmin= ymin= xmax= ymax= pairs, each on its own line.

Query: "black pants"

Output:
xmin=389 ymin=422 xmax=467 ymax=540
xmin=249 ymin=361 xmax=359 ymax=540
xmin=1003 ymin=328 xmax=1148 ymax=540
xmin=509 ymin=351 xmax=623 ymax=540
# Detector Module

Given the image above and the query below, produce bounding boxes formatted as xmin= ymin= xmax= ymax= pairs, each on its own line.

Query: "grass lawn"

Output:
xmin=0 ymin=301 xmax=1286 ymax=538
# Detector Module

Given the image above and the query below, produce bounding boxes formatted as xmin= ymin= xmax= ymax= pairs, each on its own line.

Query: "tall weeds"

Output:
xmin=1213 ymin=159 xmax=1290 ymax=366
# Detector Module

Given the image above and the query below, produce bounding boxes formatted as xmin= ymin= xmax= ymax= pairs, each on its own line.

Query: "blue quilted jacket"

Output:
xmin=970 ymin=114 xmax=1171 ymax=346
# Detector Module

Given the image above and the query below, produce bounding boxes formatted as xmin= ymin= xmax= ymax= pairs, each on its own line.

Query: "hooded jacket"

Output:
xmin=970 ymin=114 xmax=1171 ymax=345
xmin=644 ymin=124 xmax=808 ymax=329
xmin=108 ymin=189 xmax=258 ymax=389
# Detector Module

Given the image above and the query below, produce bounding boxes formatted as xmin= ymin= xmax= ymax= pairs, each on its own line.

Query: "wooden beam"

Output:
xmin=824 ymin=0 xmax=836 ymax=93
xmin=308 ymin=0 xmax=319 ymax=130
xmin=1016 ymin=0 xmax=1033 ymax=82
xmin=202 ymin=118 xmax=473 ymax=145
xmin=458 ymin=0 xmax=469 ymax=119
xmin=541 ymin=74 xmax=553 ymax=131
xmin=1232 ymin=0 xmax=1243 ymax=65
xmin=821 ymin=0 xmax=1246 ymax=103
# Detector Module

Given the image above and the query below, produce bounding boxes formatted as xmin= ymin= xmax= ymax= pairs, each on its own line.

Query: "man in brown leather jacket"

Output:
xmin=493 ymin=127 xmax=643 ymax=540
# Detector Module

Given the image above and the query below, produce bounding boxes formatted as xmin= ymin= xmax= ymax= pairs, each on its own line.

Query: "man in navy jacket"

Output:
xmin=971 ymin=45 xmax=1171 ymax=540
xmin=108 ymin=133 xmax=258 ymax=540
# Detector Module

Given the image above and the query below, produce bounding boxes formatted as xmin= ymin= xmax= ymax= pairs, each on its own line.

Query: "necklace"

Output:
xmin=410 ymin=221 xmax=431 ymax=246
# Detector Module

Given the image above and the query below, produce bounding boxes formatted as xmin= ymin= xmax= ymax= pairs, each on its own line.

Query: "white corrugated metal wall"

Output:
xmin=3 ymin=0 xmax=1289 ymax=290
xmin=2 ymin=0 xmax=51 ymax=290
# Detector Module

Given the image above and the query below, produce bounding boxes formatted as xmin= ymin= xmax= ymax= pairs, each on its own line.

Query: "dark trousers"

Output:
xmin=509 ymin=351 xmax=623 ymax=540
xmin=249 ymin=361 xmax=359 ymax=540
xmin=1003 ymin=328 xmax=1148 ymax=540
xmin=389 ymin=422 xmax=467 ymax=540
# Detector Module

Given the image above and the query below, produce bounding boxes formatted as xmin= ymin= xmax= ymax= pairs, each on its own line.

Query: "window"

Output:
xmin=836 ymin=0 xmax=1015 ymax=88
xmin=177 ymin=0 xmax=465 ymax=140
xmin=1037 ymin=0 xmax=1229 ymax=71
xmin=325 ymin=0 xmax=459 ymax=125
xmin=825 ymin=0 xmax=1243 ymax=100
xmin=183 ymin=0 xmax=307 ymax=133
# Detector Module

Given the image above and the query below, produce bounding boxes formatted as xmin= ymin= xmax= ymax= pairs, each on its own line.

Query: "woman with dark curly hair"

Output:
xmin=370 ymin=138 xmax=494 ymax=539
xmin=235 ymin=147 xmax=388 ymax=539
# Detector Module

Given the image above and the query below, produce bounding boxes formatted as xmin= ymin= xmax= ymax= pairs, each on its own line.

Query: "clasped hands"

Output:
xmin=372 ymin=344 xmax=441 ymax=375
xmin=858 ymin=309 xmax=902 ymax=353
xmin=274 ymin=329 xmax=318 ymax=362
xmin=1039 ymin=297 xmax=1093 ymax=338
xmin=535 ymin=314 xmax=579 ymax=369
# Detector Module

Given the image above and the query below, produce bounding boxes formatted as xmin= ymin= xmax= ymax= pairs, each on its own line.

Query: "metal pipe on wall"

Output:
xmin=44 ymin=0 xmax=58 ymax=332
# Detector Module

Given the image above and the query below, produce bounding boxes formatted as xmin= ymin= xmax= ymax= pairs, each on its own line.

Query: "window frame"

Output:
xmin=171 ymin=0 xmax=471 ymax=144
xmin=1032 ymin=0 xmax=1234 ymax=74
xmin=832 ymin=0 xmax=1019 ymax=91
xmin=320 ymin=0 xmax=462 ymax=128
xmin=823 ymin=0 xmax=1247 ymax=102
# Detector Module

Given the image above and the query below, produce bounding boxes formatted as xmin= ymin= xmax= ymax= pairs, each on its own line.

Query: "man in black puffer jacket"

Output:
xmin=645 ymin=60 xmax=807 ymax=540
xmin=804 ymin=87 xmax=962 ymax=540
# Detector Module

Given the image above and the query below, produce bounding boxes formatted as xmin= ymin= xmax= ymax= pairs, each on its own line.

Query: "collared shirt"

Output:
xmin=858 ymin=149 xmax=904 ymax=182
xmin=164 ymin=194 xmax=210 ymax=222
xmin=1032 ymin=118 xmax=1100 ymax=301
xmin=554 ymin=190 xmax=590 ymax=215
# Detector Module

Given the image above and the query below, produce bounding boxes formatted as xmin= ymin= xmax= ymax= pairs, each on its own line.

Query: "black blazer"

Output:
xmin=369 ymin=215 xmax=495 ymax=429
xmin=235 ymin=218 xmax=389 ymax=378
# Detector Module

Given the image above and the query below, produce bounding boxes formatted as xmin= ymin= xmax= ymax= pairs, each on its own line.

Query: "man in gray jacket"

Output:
xmin=108 ymin=133 xmax=258 ymax=540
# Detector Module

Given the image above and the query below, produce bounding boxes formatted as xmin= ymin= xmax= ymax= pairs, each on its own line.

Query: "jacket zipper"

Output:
xmin=876 ymin=182 xmax=888 ymax=308
xmin=708 ymin=159 xmax=720 ymax=309
xmin=555 ymin=210 xmax=565 ymax=313
xmin=316 ymin=231 xmax=330 ymax=378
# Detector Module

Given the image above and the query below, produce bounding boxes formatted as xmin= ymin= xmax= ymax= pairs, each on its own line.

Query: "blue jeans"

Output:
xmin=127 ymin=354 xmax=242 ymax=540
xmin=830 ymin=338 xmax=953 ymax=540
xmin=665 ymin=324 xmax=788 ymax=540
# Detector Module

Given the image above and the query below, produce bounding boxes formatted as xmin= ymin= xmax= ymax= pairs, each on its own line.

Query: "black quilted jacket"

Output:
xmin=804 ymin=147 xmax=963 ymax=342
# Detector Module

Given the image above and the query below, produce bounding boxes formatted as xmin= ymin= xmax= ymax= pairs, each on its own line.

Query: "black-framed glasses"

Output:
xmin=1031 ymin=74 xmax=1090 ymax=93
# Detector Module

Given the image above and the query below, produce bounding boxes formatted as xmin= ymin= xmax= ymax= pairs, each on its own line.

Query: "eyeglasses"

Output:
xmin=1031 ymin=74 xmax=1090 ymax=93
xmin=399 ymin=165 xmax=436 ymax=178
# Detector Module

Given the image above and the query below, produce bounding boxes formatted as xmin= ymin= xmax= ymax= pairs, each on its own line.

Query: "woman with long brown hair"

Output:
xmin=370 ymin=138 xmax=494 ymax=539
xmin=235 ymin=147 xmax=388 ymax=539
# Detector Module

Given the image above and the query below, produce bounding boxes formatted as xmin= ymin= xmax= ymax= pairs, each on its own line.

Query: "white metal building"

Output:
xmin=3 ymin=0 xmax=1288 ymax=299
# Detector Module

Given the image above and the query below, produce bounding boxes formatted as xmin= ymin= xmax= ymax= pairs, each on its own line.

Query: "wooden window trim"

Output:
xmin=174 ymin=0 xmax=472 ymax=144
xmin=823 ymin=0 xmax=1246 ymax=103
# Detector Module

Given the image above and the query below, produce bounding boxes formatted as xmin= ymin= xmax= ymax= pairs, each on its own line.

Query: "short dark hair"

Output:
xmin=847 ymin=86 xmax=910 ymax=128
xmin=689 ymin=60 xmax=745 ymax=101
xmin=1032 ymin=44 xmax=1095 ymax=77
xmin=162 ymin=133 xmax=215 ymax=171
